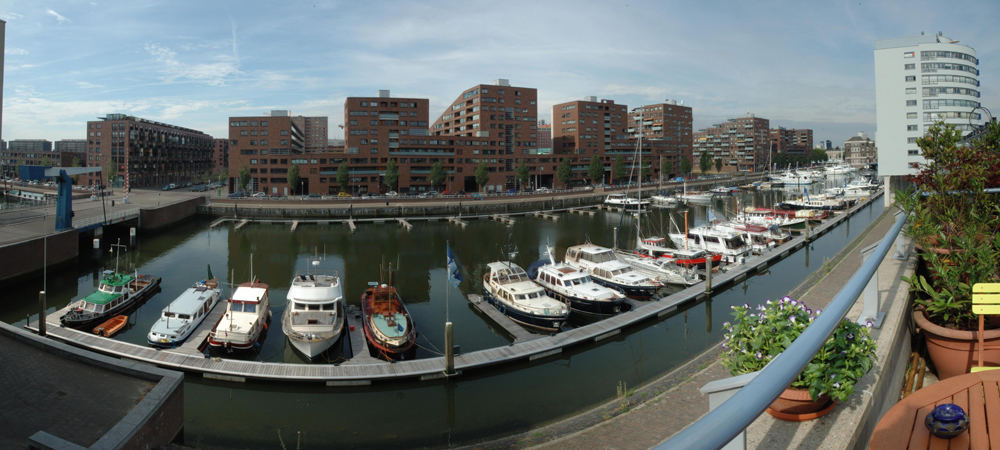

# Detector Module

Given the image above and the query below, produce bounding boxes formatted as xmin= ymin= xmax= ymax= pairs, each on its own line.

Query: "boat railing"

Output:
xmin=658 ymin=211 xmax=907 ymax=449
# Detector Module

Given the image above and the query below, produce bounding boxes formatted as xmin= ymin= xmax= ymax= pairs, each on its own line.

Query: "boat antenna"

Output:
xmin=110 ymin=238 xmax=127 ymax=274
xmin=249 ymin=252 xmax=254 ymax=285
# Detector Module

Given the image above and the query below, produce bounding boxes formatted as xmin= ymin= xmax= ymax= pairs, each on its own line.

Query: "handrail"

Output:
xmin=659 ymin=211 xmax=907 ymax=450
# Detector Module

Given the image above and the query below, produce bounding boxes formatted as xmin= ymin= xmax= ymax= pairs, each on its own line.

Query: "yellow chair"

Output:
xmin=971 ymin=283 xmax=1000 ymax=373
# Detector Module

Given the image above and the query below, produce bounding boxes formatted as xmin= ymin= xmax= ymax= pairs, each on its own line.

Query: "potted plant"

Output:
xmin=896 ymin=121 xmax=1000 ymax=379
xmin=721 ymin=297 xmax=877 ymax=421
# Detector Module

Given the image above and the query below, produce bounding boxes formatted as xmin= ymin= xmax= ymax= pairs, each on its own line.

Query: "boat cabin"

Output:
xmin=565 ymin=245 xmax=617 ymax=264
xmin=486 ymin=262 xmax=532 ymax=285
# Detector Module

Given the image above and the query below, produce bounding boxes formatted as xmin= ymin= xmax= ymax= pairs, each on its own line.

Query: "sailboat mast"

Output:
xmin=637 ymin=109 xmax=642 ymax=247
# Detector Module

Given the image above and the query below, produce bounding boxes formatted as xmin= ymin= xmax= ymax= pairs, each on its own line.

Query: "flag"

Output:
xmin=707 ymin=209 xmax=716 ymax=223
xmin=447 ymin=242 xmax=463 ymax=287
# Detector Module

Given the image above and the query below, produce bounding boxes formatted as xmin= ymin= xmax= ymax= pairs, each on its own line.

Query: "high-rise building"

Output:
xmin=303 ymin=116 xmax=328 ymax=152
xmin=55 ymin=139 xmax=87 ymax=167
xmin=552 ymin=97 xmax=629 ymax=156
xmin=1 ymin=140 xmax=55 ymax=174
xmin=768 ymin=128 xmax=814 ymax=158
xmin=875 ymin=32 xmax=982 ymax=176
xmin=628 ymin=101 xmax=693 ymax=178
xmin=537 ymin=120 xmax=552 ymax=154
xmin=693 ymin=116 xmax=770 ymax=173
xmin=227 ymin=111 xmax=305 ymax=195
xmin=844 ymin=132 xmax=877 ymax=169
xmin=212 ymin=138 xmax=229 ymax=175
xmin=84 ymin=114 xmax=213 ymax=188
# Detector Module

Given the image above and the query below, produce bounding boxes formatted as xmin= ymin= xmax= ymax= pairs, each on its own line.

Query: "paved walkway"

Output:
xmin=488 ymin=207 xmax=904 ymax=450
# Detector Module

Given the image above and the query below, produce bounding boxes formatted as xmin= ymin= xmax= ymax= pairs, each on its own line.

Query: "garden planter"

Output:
xmin=913 ymin=310 xmax=1000 ymax=379
xmin=766 ymin=387 xmax=835 ymax=421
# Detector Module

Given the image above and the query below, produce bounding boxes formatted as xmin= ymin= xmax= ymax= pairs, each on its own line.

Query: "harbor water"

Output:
xmin=2 ymin=183 xmax=884 ymax=448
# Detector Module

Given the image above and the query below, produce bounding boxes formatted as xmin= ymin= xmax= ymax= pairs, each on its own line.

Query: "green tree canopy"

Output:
xmin=699 ymin=152 xmax=712 ymax=174
xmin=429 ymin=160 xmax=446 ymax=189
xmin=811 ymin=149 xmax=829 ymax=163
xmin=474 ymin=161 xmax=489 ymax=191
xmin=557 ymin=157 xmax=572 ymax=187
xmin=238 ymin=166 xmax=250 ymax=193
xmin=715 ymin=157 xmax=723 ymax=173
xmin=641 ymin=161 xmax=651 ymax=181
xmin=612 ymin=156 xmax=625 ymax=184
xmin=660 ymin=157 xmax=674 ymax=179
xmin=337 ymin=162 xmax=349 ymax=192
xmin=384 ymin=159 xmax=399 ymax=191
xmin=588 ymin=156 xmax=604 ymax=185
xmin=288 ymin=164 xmax=301 ymax=195
xmin=680 ymin=157 xmax=692 ymax=176
xmin=515 ymin=161 xmax=529 ymax=190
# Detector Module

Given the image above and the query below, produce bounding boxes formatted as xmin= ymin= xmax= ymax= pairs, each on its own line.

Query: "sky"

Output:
xmin=0 ymin=0 xmax=997 ymax=146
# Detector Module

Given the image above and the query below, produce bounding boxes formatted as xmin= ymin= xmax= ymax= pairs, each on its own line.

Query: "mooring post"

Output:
xmin=38 ymin=290 xmax=47 ymax=337
xmin=613 ymin=226 xmax=618 ymax=250
xmin=445 ymin=321 xmax=455 ymax=374
xmin=704 ymin=257 xmax=712 ymax=294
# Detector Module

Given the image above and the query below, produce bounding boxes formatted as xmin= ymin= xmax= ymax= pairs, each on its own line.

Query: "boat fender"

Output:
xmin=263 ymin=321 xmax=268 ymax=330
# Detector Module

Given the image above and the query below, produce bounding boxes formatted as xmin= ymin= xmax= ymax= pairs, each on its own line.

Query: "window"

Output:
xmin=905 ymin=87 xmax=916 ymax=95
xmin=907 ymin=137 xmax=917 ymax=143
xmin=905 ymin=75 xmax=916 ymax=82
xmin=906 ymin=100 xmax=917 ymax=106
xmin=906 ymin=112 xmax=918 ymax=119
xmin=904 ymin=63 xmax=915 ymax=70
xmin=908 ymin=150 xmax=919 ymax=155
xmin=907 ymin=124 xmax=918 ymax=131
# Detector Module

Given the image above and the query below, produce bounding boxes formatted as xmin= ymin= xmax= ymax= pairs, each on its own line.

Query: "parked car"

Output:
xmin=337 ymin=192 xmax=351 ymax=198
xmin=385 ymin=190 xmax=399 ymax=197
xmin=536 ymin=186 xmax=551 ymax=193
xmin=307 ymin=193 xmax=321 ymax=198
xmin=251 ymin=192 xmax=267 ymax=198
xmin=227 ymin=191 xmax=246 ymax=198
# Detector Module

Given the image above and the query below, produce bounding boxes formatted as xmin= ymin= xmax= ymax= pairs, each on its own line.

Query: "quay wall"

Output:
xmin=0 ymin=229 xmax=78 ymax=285
xmin=139 ymin=196 xmax=205 ymax=231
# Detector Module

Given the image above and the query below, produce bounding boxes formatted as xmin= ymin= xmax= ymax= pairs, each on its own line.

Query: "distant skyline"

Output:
xmin=0 ymin=1 xmax=997 ymax=147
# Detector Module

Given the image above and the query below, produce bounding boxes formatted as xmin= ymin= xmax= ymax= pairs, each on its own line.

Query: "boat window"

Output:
xmin=85 ymin=303 xmax=97 ymax=312
xmin=244 ymin=303 xmax=257 ymax=313
xmin=308 ymin=304 xmax=320 ymax=311
xmin=230 ymin=302 xmax=244 ymax=313
xmin=687 ymin=234 xmax=701 ymax=244
xmin=294 ymin=302 xmax=306 ymax=310
xmin=178 ymin=314 xmax=190 ymax=320
xmin=517 ymin=294 xmax=526 ymax=300
xmin=527 ymin=292 xmax=539 ymax=299
xmin=322 ymin=303 xmax=335 ymax=311
xmin=726 ymin=237 xmax=746 ymax=248
xmin=164 ymin=312 xmax=176 ymax=318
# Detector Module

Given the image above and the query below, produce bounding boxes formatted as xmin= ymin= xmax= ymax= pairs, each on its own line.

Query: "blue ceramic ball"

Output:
xmin=925 ymin=403 xmax=969 ymax=439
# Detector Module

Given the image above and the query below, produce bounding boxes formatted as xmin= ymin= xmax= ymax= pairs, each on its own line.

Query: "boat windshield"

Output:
xmin=244 ymin=303 xmax=257 ymax=313
xmin=725 ymin=236 xmax=746 ymax=249
xmin=163 ymin=312 xmax=176 ymax=318
xmin=230 ymin=302 xmax=243 ymax=313
xmin=584 ymin=251 xmax=615 ymax=263
xmin=611 ymin=268 xmax=632 ymax=276
xmin=177 ymin=314 xmax=190 ymax=320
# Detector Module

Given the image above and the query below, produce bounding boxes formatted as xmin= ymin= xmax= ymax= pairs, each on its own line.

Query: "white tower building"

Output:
xmin=874 ymin=32 xmax=982 ymax=176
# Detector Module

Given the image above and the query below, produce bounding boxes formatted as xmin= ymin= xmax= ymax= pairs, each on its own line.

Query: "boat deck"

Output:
xmin=25 ymin=193 xmax=881 ymax=384
xmin=174 ymin=298 xmax=227 ymax=356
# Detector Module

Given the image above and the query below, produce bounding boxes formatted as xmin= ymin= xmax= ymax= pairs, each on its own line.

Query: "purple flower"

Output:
xmin=755 ymin=351 xmax=763 ymax=360
xmin=789 ymin=315 xmax=796 ymax=324
xmin=833 ymin=382 xmax=841 ymax=389
xmin=847 ymin=332 xmax=855 ymax=340
xmin=790 ymin=299 xmax=798 ymax=306
xmin=866 ymin=321 xmax=873 ymax=328
xmin=721 ymin=343 xmax=728 ymax=349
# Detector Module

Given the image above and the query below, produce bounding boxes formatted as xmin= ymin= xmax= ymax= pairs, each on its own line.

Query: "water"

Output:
xmin=3 ymin=179 xmax=883 ymax=448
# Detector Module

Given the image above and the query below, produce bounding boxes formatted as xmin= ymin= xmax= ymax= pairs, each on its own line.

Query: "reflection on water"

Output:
xmin=3 ymin=179 xmax=881 ymax=448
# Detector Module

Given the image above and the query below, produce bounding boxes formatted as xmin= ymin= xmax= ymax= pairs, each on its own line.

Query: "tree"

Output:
xmin=715 ymin=157 xmax=723 ymax=173
xmin=70 ymin=156 xmax=81 ymax=184
xmin=660 ymin=157 xmax=674 ymax=179
xmin=641 ymin=161 xmax=651 ymax=181
xmin=811 ymin=149 xmax=829 ymax=163
xmin=238 ymin=166 xmax=250 ymax=193
xmin=774 ymin=153 xmax=789 ymax=169
xmin=557 ymin=157 xmax=572 ymax=187
xmin=680 ymin=157 xmax=692 ymax=176
xmin=288 ymin=164 xmax=301 ymax=195
xmin=699 ymin=151 xmax=712 ymax=174
xmin=337 ymin=162 xmax=349 ymax=192
xmin=429 ymin=160 xmax=446 ymax=191
xmin=474 ymin=161 xmax=489 ymax=192
xmin=384 ymin=159 xmax=399 ymax=191
xmin=612 ymin=156 xmax=625 ymax=185
xmin=588 ymin=156 xmax=604 ymax=185
xmin=515 ymin=161 xmax=529 ymax=191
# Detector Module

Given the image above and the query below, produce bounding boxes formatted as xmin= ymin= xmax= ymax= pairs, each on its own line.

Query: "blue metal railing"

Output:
xmin=660 ymin=211 xmax=907 ymax=450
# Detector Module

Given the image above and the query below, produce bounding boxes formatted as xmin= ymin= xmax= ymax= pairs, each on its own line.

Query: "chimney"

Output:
xmin=378 ymin=89 xmax=390 ymax=98
xmin=494 ymin=79 xmax=510 ymax=87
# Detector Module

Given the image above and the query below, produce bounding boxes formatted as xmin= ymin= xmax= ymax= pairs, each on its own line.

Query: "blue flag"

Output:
xmin=447 ymin=242 xmax=463 ymax=287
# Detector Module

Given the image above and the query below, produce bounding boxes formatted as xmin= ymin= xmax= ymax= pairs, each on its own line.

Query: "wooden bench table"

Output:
xmin=871 ymin=371 xmax=1000 ymax=449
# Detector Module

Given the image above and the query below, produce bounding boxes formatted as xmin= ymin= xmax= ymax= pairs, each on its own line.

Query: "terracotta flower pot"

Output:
xmin=913 ymin=310 xmax=1000 ymax=379
xmin=766 ymin=387 xmax=835 ymax=421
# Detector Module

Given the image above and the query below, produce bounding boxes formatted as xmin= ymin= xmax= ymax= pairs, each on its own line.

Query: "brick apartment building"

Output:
xmin=628 ymin=101 xmax=693 ymax=179
xmin=693 ymin=115 xmax=771 ymax=173
xmin=843 ymin=132 xmax=877 ymax=169
xmin=1 ymin=139 xmax=55 ymax=177
xmin=227 ymin=111 xmax=306 ymax=195
xmin=55 ymin=139 xmax=86 ymax=167
xmin=83 ymin=114 xmax=214 ymax=188
xmin=212 ymin=138 xmax=229 ymax=177
xmin=550 ymin=97 xmax=630 ymax=185
xmin=768 ymin=127 xmax=814 ymax=159
xmin=536 ymin=120 xmax=552 ymax=153
xmin=303 ymin=116 xmax=328 ymax=152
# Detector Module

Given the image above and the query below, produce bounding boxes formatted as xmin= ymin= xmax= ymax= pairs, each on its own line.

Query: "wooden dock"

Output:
xmin=234 ymin=219 xmax=249 ymax=230
xmin=342 ymin=304 xmax=385 ymax=366
xmin=491 ymin=214 xmax=516 ymax=226
xmin=290 ymin=220 xmax=299 ymax=231
xmin=174 ymin=299 xmax=228 ymax=356
xmin=346 ymin=219 xmax=356 ymax=233
xmin=23 ymin=193 xmax=882 ymax=385
xmin=466 ymin=294 xmax=540 ymax=343
xmin=397 ymin=218 xmax=413 ymax=231
xmin=532 ymin=212 xmax=560 ymax=222
xmin=209 ymin=217 xmax=228 ymax=228
xmin=569 ymin=208 xmax=597 ymax=216
xmin=448 ymin=217 xmax=468 ymax=229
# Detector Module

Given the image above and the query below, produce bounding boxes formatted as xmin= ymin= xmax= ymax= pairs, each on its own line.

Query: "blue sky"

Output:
xmin=1 ymin=1 xmax=997 ymax=146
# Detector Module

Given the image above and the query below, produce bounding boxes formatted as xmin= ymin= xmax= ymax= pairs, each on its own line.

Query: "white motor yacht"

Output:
xmin=482 ymin=261 xmax=569 ymax=332
xmin=282 ymin=270 xmax=345 ymax=359
xmin=147 ymin=278 xmax=221 ymax=348
xmin=563 ymin=244 xmax=663 ymax=299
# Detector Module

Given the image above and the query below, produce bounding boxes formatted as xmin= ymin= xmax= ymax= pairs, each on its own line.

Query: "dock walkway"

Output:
xmin=27 ymin=194 xmax=881 ymax=384
xmin=466 ymin=294 xmax=540 ymax=343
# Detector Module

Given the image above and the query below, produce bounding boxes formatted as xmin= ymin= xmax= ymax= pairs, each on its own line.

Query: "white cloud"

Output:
xmin=5 ymin=47 xmax=29 ymax=56
xmin=0 ymin=12 xmax=24 ymax=21
xmin=144 ymin=42 xmax=240 ymax=87
xmin=46 ymin=8 xmax=70 ymax=24
xmin=75 ymin=81 xmax=103 ymax=89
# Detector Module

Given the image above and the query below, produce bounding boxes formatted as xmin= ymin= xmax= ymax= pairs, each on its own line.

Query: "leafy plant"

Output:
xmin=721 ymin=297 xmax=876 ymax=403
xmin=588 ymin=156 xmax=603 ymax=185
xmin=557 ymin=157 xmax=572 ymax=187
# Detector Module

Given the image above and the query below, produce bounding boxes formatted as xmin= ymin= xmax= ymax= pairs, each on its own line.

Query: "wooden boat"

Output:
xmin=360 ymin=270 xmax=417 ymax=360
xmin=93 ymin=315 xmax=128 ymax=337
xmin=207 ymin=280 xmax=271 ymax=351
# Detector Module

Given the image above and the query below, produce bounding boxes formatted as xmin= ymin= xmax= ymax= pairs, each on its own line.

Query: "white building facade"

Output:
xmin=874 ymin=33 xmax=982 ymax=176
